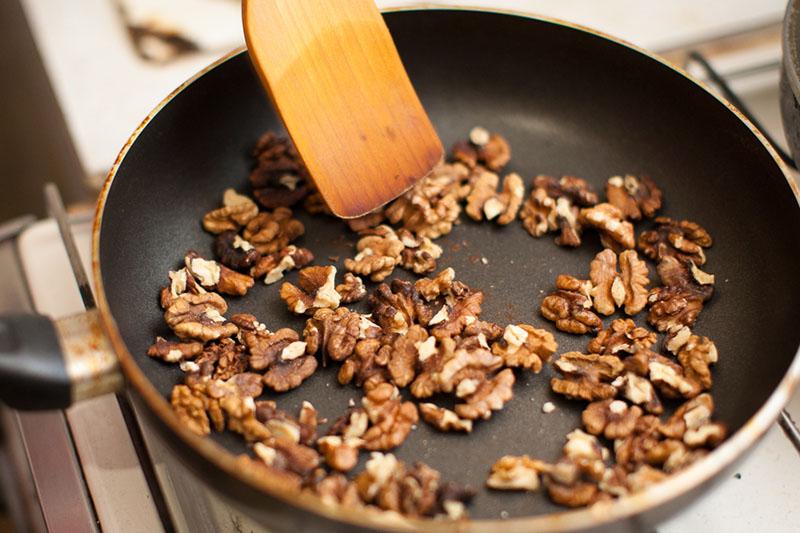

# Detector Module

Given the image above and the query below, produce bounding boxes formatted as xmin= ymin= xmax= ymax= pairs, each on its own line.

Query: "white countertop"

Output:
xmin=20 ymin=0 xmax=786 ymax=177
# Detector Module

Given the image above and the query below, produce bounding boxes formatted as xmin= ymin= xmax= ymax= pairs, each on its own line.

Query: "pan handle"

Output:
xmin=0 ymin=309 xmax=123 ymax=410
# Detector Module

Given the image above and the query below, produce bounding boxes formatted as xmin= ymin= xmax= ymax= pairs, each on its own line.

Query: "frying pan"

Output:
xmin=2 ymin=6 xmax=800 ymax=532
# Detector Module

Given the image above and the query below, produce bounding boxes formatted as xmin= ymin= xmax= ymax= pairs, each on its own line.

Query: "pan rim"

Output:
xmin=92 ymin=5 xmax=800 ymax=531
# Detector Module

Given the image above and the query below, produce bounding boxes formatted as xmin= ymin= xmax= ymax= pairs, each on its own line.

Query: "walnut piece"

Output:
xmin=280 ymin=265 xmax=341 ymax=315
xmin=361 ymin=383 xmax=419 ymax=450
xmin=647 ymin=256 xmax=714 ymax=332
xmin=551 ymin=352 xmax=624 ymax=401
xmin=355 ymin=452 xmax=475 ymax=519
xmin=147 ymin=336 xmax=203 ymax=363
xmin=213 ymin=231 xmax=261 ymax=271
xmin=185 ymin=251 xmax=255 ymax=296
xmin=263 ymin=354 xmax=318 ymax=392
xmin=519 ymin=175 xmax=599 ymax=247
xmin=660 ymin=393 xmax=726 ymax=448
xmin=582 ymin=399 xmax=642 ymax=440
xmin=613 ymin=371 xmax=663 ymax=414
xmin=638 ymin=216 xmax=712 ymax=265
xmin=415 ymin=267 xmax=455 ymax=301
xmin=397 ymin=230 xmax=443 ymax=275
xmin=541 ymin=275 xmax=602 ymax=334
xmin=486 ymin=455 xmax=548 ymax=491
xmin=587 ymin=318 xmax=656 ymax=356
xmin=455 ymin=368 xmax=515 ymax=420
xmin=250 ymin=245 xmax=314 ymax=284
xmin=242 ymin=207 xmax=304 ymax=255
xmin=491 ymin=324 xmax=557 ymax=372
xmin=249 ymin=132 xmax=310 ymax=209
xmin=344 ymin=225 xmax=403 ymax=282
xmin=369 ymin=279 xmax=433 ymax=334
xmin=451 ymin=127 xmax=511 ymax=170
xmin=465 ymin=170 xmax=524 ymax=224
xmin=579 ymin=203 xmax=635 ymax=252
xmin=304 ymin=307 xmax=360 ymax=362
xmin=164 ymin=292 xmax=238 ymax=342
xmin=385 ymin=162 xmax=470 ymax=239
xmin=171 ymin=384 xmax=213 ymax=435
xmin=588 ymin=249 xmax=650 ymax=316
xmin=202 ymin=188 xmax=259 ymax=234
xmin=419 ymin=403 xmax=473 ymax=433
xmin=605 ymin=175 xmax=662 ymax=220
xmin=674 ymin=333 xmax=718 ymax=391
xmin=335 ymin=273 xmax=367 ymax=303
xmin=317 ymin=436 xmax=363 ymax=472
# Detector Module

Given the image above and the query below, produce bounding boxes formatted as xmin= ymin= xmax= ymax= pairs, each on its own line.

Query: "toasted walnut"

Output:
xmin=409 ymin=337 xmax=455 ymax=399
xmin=675 ymin=333 xmax=718 ymax=390
xmin=589 ymin=249 xmax=625 ymax=316
xmin=361 ymin=383 xmax=419 ymax=450
xmin=213 ymin=231 xmax=261 ymax=271
xmin=638 ymin=217 xmax=712 ymax=265
xmin=486 ymin=455 xmax=548 ymax=491
xmin=171 ymin=384 xmax=213 ymax=435
xmin=587 ymin=319 xmax=656 ymax=356
xmin=206 ymin=339 xmax=249 ymax=380
xmin=263 ymin=354 xmax=318 ymax=392
xmin=219 ymin=395 xmax=272 ymax=442
xmin=541 ymin=275 xmax=602 ymax=334
xmin=304 ymin=307 xmax=360 ymax=362
xmin=451 ymin=127 xmax=511 ymax=170
xmin=385 ymin=162 xmax=470 ymax=239
xmin=161 ymin=267 xmax=207 ymax=309
xmin=312 ymin=473 xmax=363 ymax=508
xmin=164 ymin=292 xmax=238 ymax=342
xmin=242 ymin=208 xmax=304 ymax=255
xmin=419 ymin=403 xmax=473 ymax=433
xmin=626 ymin=465 xmax=667 ymax=493
xmin=256 ymin=437 xmax=321 ymax=478
xmin=338 ymin=337 xmax=391 ymax=390
xmin=240 ymin=453 xmax=304 ymax=491
xmin=415 ymin=267 xmax=455 ymax=301
xmin=437 ymin=344 xmax=502 ymax=396
xmin=465 ymin=170 xmax=524 ymax=224
xmin=613 ymin=415 xmax=662 ymax=471
xmin=147 ymin=336 xmax=203 ymax=363
xmin=605 ymin=175 xmax=662 ymax=220
xmin=185 ymin=251 xmax=255 ymax=296
xmin=397 ymin=230 xmax=443 ymax=275
xmin=429 ymin=291 xmax=484 ymax=340
xmin=544 ymin=430 xmax=610 ymax=508
xmin=355 ymin=453 xmax=474 ymax=519
xmin=346 ymin=209 xmax=385 ymax=232
xmin=251 ymin=245 xmax=314 ymax=284
xmin=369 ymin=279 xmax=433 ymax=334
xmin=647 ymin=352 xmax=702 ymax=400
xmin=551 ymin=352 xmax=624 ymax=401
xmin=491 ymin=324 xmax=557 ymax=372
xmin=582 ymin=399 xmax=643 ymax=440
xmin=455 ymin=368 xmax=515 ymax=420
xmin=280 ymin=265 xmax=341 ymax=315
xmin=385 ymin=325 xmax=428 ymax=388
xmin=344 ymin=225 xmax=403 ymax=282
xmin=335 ymin=273 xmax=367 ymax=303
xmin=202 ymin=188 xmax=259 ymax=234
xmin=520 ymin=175 xmax=599 ymax=247
xmin=235 ymin=324 xmax=297 ymax=370
xmin=249 ymin=131 xmax=310 ymax=209
xmin=317 ymin=436 xmax=363 ymax=472
xmin=520 ymin=186 xmax=557 ymax=238
xmin=647 ymin=256 xmax=714 ymax=332
xmin=619 ymin=249 xmax=650 ymax=314
xmin=327 ymin=407 xmax=370 ymax=440
xmin=612 ymin=372 xmax=663 ymax=415
xmin=660 ymin=393 xmax=726 ymax=448
xmin=579 ymin=203 xmax=635 ymax=252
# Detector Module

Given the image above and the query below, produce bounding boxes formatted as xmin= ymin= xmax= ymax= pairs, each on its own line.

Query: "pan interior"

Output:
xmin=99 ymin=10 xmax=800 ymax=520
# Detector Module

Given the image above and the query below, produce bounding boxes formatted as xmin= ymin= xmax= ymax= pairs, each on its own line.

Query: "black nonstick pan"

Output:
xmin=2 ymin=7 xmax=800 ymax=532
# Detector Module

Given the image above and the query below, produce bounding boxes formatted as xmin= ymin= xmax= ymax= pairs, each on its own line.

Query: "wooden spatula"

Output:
xmin=243 ymin=0 xmax=443 ymax=218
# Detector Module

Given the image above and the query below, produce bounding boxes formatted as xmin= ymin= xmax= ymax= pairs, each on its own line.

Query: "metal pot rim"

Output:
xmin=91 ymin=5 xmax=800 ymax=531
